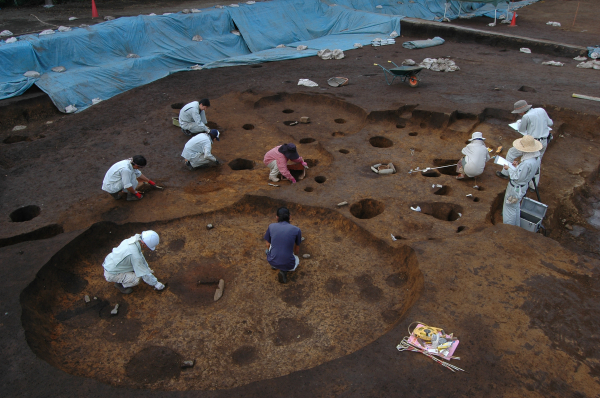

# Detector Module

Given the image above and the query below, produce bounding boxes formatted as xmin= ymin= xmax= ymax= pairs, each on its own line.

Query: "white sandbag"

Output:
xmin=190 ymin=64 xmax=203 ymax=70
xmin=24 ymin=71 xmax=41 ymax=78
xmin=520 ymin=48 xmax=531 ymax=53
xmin=127 ymin=53 xmax=140 ymax=58
xmin=297 ymin=45 xmax=308 ymax=51
xmin=182 ymin=9 xmax=191 ymax=14
xmin=69 ymin=17 xmax=78 ymax=21
xmin=65 ymin=105 xmax=78 ymax=113
xmin=318 ymin=49 xmax=333 ymax=60
xmin=191 ymin=9 xmax=201 ymax=13
xmin=332 ymin=49 xmax=345 ymax=59
xmin=298 ymin=79 xmax=318 ymax=87
xmin=92 ymin=98 xmax=102 ymax=105
xmin=353 ymin=43 xmax=363 ymax=48
xmin=5 ymin=37 xmax=17 ymax=43
xmin=247 ymin=1 xmax=256 ymax=4
xmin=276 ymin=44 xmax=286 ymax=48
xmin=541 ymin=61 xmax=564 ymax=67
xmin=192 ymin=35 xmax=203 ymax=41
xmin=104 ymin=16 xmax=115 ymax=20
xmin=148 ymin=13 xmax=157 ymax=16
xmin=376 ymin=5 xmax=383 ymax=8
xmin=58 ymin=26 xmax=72 ymax=32
xmin=402 ymin=59 xmax=416 ymax=66
xmin=0 ymin=30 xmax=13 ymax=37
xmin=231 ymin=30 xmax=241 ymax=36
xmin=51 ymin=66 xmax=66 ymax=73
xmin=546 ymin=21 xmax=561 ymax=27
xmin=39 ymin=29 xmax=55 ymax=36
xmin=573 ymin=56 xmax=587 ymax=61
xmin=390 ymin=31 xmax=398 ymax=38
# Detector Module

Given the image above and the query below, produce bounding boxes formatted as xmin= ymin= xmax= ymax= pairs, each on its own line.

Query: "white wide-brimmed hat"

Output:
xmin=512 ymin=100 xmax=532 ymax=114
xmin=468 ymin=132 xmax=485 ymax=141
xmin=513 ymin=135 xmax=542 ymax=152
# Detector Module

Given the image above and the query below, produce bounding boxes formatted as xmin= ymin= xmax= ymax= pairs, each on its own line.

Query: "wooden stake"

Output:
xmin=572 ymin=1 xmax=580 ymax=27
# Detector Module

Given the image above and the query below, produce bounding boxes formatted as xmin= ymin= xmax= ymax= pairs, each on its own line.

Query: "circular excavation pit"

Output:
xmin=334 ymin=118 xmax=346 ymax=124
xmin=339 ymin=149 xmax=350 ymax=154
xmin=282 ymin=109 xmax=294 ymax=114
xmin=433 ymin=159 xmax=460 ymax=176
xmin=228 ymin=158 xmax=254 ymax=170
xmin=304 ymin=187 xmax=314 ymax=192
xmin=369 ymin=136 xmax=393 ymax=148
xmin=413 ymin=202 xmax=463 ymax=222
xmin=350 ymin=199 xmax=385 ymax=219
xmin=242 ymin=124 xmax=255 ymax=130
xmin=299 ymin=138 xmax=316 ymax=144
xmin=10 ymin=205 xmax=41 ymax=222
xmin=314 ymin=176 xmax=326 ymax=183
xmin=20 ymin=198 xmax=421 ymax=391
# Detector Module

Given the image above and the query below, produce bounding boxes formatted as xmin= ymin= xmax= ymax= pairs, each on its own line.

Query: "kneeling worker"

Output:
xmin=179 ymin=98 xmax=210 ymax=136
xmin=502 ymin=135 xmax=542 ymax=226
xmin=263 ymin=143 xmax=308 ymax=183
xmin=456 ymin=132 xmax=490 ymax=179
xmin=102 ymin=156 xmax=158 ymax=201
xmin=102 ymin=230 xmax=166 ymax=294
xmin=181 ymin=129 xmax=221 ymax=170
xmin=264 ymin=207 xmax=302 ymax=284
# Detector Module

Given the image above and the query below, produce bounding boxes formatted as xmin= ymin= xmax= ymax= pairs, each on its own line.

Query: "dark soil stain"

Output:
xmin=272 ymin=317 xmax=314 ymax=345
xmin=101 ymin=206 xmax=130 ymax=223
xmin=385 ymin=272 xmax=408 ymax=288
xmin=325 ymin=277 xmax=343 ymax=294
xmin=355 ymin=273 xmax=383 ymax=302
xmin=103 ymin=318 xmax=142 ymax=342
xmin=55 ymin=268 xmax=88 ymax=294
xmin=169 ymin=261 xmax=227 ymax=306
xmin=126 ymin=346 xmax=182 ymax=383
xmin=381 ymin=309 xmax=400 ymax=324
xmin=231 ymin=345 xmax=258 ymax=365
xmin=168 ymin=238 xmax=186 ymax=252
xmin=279 ymin=283 xmax=309 ymax=308
xmin=521 ymin=268 xmax=600 ymax=378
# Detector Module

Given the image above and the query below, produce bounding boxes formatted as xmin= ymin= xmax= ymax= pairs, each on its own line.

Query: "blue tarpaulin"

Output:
xmin=0 ymin=0 xmax=538 ymax=113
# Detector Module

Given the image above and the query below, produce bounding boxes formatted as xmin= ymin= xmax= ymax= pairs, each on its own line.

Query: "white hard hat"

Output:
xmin=141 ymin=230 xmax=159 ymax=251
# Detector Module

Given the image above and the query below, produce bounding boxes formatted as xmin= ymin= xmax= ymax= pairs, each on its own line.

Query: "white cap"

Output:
xmin=141 ymin=230 xmax=159 ymax=250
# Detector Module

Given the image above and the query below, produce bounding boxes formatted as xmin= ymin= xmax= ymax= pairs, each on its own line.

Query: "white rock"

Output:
xmin=110 ymin=304 xmax=119 ymax=315
xmin=410 ymin=206 xmax=421 ymax=212
xmin=520 ymin=48 xmax=531 ymax=54
xmin=69 ymin=17 xmax=78 ymax=21
xmin=51 ymin=66 xmax=66 ymax=73
xmin=23 ymin=71 xmax=41 ymax=78
xmin=337 ymin=201 xmax=348 ymax=207
xmin=13 ymin=125 xmax=27 ymax=131
xmin=298 ymin=79 xmax=318 ymax=87
xmin=302 ymin=254 xmax=311 ymax=259
xmin=206 ymin=224 xmax=214 ymax=230
xmin=84 ymin=295 xmax=90 ymax=303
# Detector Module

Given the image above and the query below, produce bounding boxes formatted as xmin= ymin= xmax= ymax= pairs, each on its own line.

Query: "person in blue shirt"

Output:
xmin=264 ymin=207 xmax=302 ymax=284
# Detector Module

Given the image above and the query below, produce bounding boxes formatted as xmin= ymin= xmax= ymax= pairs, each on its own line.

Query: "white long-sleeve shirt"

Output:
xmin=102 ymin=234 xmax=158 ymax=286
xmin=519 ymin=108 xmax=553 ymax=139
xmin=181 ymin=133 xmax=216 ymax=166
xmin=461 ymin=140 xmax=490 ymax=177
xmin=101 ymin=159 xmax=141 ymax=194
xmin=179 ymin=101 xmax=208 ymax=133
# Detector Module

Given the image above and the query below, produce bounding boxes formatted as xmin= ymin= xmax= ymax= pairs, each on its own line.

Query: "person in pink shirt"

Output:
xmin=263 ymin=143 xmax=308 ymax=183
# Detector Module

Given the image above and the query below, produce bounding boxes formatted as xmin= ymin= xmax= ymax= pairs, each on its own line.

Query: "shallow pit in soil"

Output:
xmin=413 ymin=202 xmax=463 ymax=222
xmin=228 ymin=158 xmax=254 ymax=170
xmin=369 ymin=136 xmax=393 ymax=148
xmin=10 ymin=205 xmax=41 ymax=222
xmin=350 ymin=199 xmax=385 ymax=219
xmin=20 ymin=197 xmax=421 ymax=391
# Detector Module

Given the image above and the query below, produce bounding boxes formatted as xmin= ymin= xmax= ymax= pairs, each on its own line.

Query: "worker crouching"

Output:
xmin=102 ymin=230 xmax=166 ymax=294
xmin=102 ymin=155 xmax=158 ymax=201
xmin=181 ymin=129 xmax=221 ymax=170
xmin=263 ymin=143 xmax=308 ymax=183
xmin=456 ymin=132 xmax=490 ymax=179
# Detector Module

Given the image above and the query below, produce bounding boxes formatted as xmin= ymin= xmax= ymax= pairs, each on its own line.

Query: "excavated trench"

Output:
xmin=20 ymin=196 xmax=422 ymax=391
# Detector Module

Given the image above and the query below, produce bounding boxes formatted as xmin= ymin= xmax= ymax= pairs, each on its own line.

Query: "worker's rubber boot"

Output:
xmin=185 ymin=161 xmax=194 ymax=171
xmin=278 ymin=270 xmax=288 ymax=284
xmin=114 ymin=283 xmax=133 ymax=294
xmin=495 ymin=171 xmax=509 ymax=180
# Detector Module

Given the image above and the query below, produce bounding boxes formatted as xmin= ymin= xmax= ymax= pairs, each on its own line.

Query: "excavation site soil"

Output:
xmin=1 ymin=1 xmax=600 ymax=397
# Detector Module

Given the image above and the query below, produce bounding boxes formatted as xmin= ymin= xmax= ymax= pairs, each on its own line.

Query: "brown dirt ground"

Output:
xmin=1 ymin=0 xmax=600 ymax=397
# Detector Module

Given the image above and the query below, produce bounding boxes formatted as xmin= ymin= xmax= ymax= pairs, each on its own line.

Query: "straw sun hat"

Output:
xmin=513 ymin=135 xmax=542 ymax=152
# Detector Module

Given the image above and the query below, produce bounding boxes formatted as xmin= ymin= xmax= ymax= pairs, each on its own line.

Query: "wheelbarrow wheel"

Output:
xmin=407 ymin=75 xmax=419 ymax=87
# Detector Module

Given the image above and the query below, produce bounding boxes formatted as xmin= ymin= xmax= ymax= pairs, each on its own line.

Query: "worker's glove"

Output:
xmin=154 ymin=282 xmax=165 ymax=291
xmin=302 ymin=162 xmax=309 ymax=169
xmin=148 ymin=180 xmax=156 ymax=186
xmin=134 ymin=192 xmax=143 ymax=199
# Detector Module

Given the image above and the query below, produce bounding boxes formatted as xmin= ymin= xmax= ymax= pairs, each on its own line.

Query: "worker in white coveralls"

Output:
xmin=102 ymin=155 xmax=158 ymax=201
xmin=456 ymin=132 xmax=490 ymax=179
xmin=102 ymin=230 xmax=166 ymax=294
xmin=502 ymin=135 xmax=542 ymax=226
xmin=179 ymin=98 xmax=211 ymax=136
xmin=181 ymin=129 xmax=221 ymax=170
xmin=497 ymin=100 xmax=553 ymax=189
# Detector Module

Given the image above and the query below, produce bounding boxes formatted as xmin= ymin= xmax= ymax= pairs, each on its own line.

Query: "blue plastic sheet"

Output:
xmin=0 ymin=0 xmax=540 ymax=113
xmin=402 ymin=36 xmax=445 ymax=49
xmin=588 ymin=46 xmax=600 ymax=58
